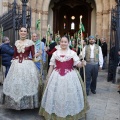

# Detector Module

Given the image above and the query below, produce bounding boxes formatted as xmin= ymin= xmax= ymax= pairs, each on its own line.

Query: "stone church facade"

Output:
xmin=0 ymin=0 xmax=117 ymax=43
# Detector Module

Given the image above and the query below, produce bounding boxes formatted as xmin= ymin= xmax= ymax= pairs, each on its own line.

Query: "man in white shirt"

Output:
xmin=82 ymin=36 xmax=103 ymax=95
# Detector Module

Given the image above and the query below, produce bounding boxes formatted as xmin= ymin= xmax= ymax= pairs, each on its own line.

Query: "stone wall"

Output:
xmin=0 ymin=0 xmax=117 ymax=42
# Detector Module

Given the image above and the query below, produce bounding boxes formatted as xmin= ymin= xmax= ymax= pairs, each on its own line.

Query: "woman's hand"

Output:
xmin=45 ymin=47 xmax=49 ymax=51
xmin=77 ymin=60 xmax=86 ymax=68
xmin=81 ymin=60 xmax=86 ymax=66
xmin=45 ymin=47 xmax=47 ymax=51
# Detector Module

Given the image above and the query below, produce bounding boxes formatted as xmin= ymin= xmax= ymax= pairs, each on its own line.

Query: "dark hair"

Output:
xmin=61 ymin=35 xmax=69 ymax=42
xmin=19 ymin=26 xmax=28 ymax=32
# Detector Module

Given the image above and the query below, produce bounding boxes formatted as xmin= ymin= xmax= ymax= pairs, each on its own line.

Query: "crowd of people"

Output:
xmin=1 ymin=26 xmax=119 ymax=120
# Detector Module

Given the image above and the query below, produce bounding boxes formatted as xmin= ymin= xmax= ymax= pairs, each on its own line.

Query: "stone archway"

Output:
xmin=0 ymin=0 xmax=117 ymax=40
xmin=41 ymin=0 xmax=116 ymax=40
xmin=42 ymin=0 xmax=96 ymax=37
xmin=52 ymin=0 xmax=93 ymax=37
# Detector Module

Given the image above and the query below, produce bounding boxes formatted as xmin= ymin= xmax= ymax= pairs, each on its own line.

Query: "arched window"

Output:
xmin=71 ymin=22 xmax=75 ymax=30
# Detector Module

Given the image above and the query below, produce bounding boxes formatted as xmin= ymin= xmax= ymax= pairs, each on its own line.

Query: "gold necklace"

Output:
xmin=20 ymin=37 xmax=26 ymax=40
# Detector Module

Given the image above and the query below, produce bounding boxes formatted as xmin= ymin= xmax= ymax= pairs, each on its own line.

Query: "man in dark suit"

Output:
xmin=100 ymin=38 xmax=107 ymax=69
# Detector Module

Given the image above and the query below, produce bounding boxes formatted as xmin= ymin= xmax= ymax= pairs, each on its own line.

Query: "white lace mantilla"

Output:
xmin=3 ymin=59 xmax=39 ymax=102
xmin=15 ymin=39 xmax=34 ymax=53
xmin=50 ymin=49 xmax=81 ymax=66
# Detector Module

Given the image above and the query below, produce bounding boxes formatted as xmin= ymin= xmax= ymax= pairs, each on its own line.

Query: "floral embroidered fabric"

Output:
xmin=55 ymin=58 xmax=74 ymax=76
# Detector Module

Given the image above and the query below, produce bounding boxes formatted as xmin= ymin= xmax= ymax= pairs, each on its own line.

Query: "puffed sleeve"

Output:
xmin=72 ymin=51 xmax=81 ymax=66
xmin=49 ymin=52 xmax=56 ymax=66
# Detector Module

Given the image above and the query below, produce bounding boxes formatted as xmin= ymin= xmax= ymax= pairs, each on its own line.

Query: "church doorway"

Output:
xmin=49 ymin=0 xmax=95 ymax=38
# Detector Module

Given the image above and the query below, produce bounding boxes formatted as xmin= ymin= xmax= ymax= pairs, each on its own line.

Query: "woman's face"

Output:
xmin=60 ymin=37 xmax=69 ymax=49
xmin=19 ymin=27 xmax=27 ymax=38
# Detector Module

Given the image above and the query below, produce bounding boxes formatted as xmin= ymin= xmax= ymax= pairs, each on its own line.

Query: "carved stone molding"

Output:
xmin=42 ymin=11 xmax=48 ymax=15
xmin=31 ymin=9 xmax=45 ymax=14
xmin=2 ymin=2 xmax=9 ymax=7
xmin=96 ymin=12 xmax=102 ymax=16
xmin=36 ymin=10 xmax=42 ymax=14
xmin=31 ymin=8 xmax=37 ymax=13
xmin=102 ymin=10 xmax=109 ymax=14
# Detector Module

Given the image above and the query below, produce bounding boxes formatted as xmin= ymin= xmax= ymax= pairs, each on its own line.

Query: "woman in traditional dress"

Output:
xmin=39 ymin=36 xmax=89 ymax=120
xmin=2 ymin=27 xmax=40 ymax=110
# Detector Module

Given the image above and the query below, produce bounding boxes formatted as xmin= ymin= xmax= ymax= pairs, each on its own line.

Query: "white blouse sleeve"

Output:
xmin=73 ymin=51 xmax=81 ymax=66
xmin=49 ymin=52 xmax=56 ymax=66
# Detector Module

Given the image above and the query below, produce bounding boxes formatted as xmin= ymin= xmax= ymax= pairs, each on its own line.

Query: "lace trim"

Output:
xmin=54 ymin=50 xmax=75 ymax=62
xmin=15 ymin=39 xmax=34 ymax=53
xmin=3 ymin=60 xmax=39 ymax=102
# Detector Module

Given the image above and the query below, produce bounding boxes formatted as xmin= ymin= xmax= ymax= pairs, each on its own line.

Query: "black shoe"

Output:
xmin=91 ymin=90 xmax=96 ymax=94
xmin=86 ymin=92 xmax=89 ymax=96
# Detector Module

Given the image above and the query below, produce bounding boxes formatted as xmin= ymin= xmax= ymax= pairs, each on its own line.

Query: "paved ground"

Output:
xmin=0 ymin=70 xmax=119 ymax=120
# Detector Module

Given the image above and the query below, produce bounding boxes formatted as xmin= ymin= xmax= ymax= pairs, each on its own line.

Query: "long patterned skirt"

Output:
xmin=39 ymin=69 xmax=89 ymax=120
xmin=2 ymin=59 xmax=40 ymax=110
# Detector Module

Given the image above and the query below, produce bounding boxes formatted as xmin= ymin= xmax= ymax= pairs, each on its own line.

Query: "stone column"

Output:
xmin=96 ymin=0 xmax=103 ymax=37
xmin=0 ymin=0 xmax=3 ymax=16
xmin=30 ymin=0 xmax=37 ymax=33
xmin=2 ymin=0 xmax=8 ymax=14
xmin=31 ymin=10 xmax=36 ymax=33
xmin=41 ymin=11 xmax=48 ymax=36
xmin=102 ymin=0 xmax=109 ymax=41
xmin=41 ymin=0 xmax=51 ymax=35
xmin=36 ymin=0 xmax=43 ymax=37
xmin=96 ymin=12 xmax=102 ymax=37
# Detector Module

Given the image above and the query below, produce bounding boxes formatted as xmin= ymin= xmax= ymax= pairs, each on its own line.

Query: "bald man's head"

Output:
xmin=32 ymin=33 xmax=38 ymax=42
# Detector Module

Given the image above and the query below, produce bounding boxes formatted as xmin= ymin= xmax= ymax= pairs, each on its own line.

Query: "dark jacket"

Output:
xmin=0 ymin=43 xmax=14 ymax=66
xmin=41 ymin=38 xmax=46 ymax=44
xmin=101 ymin=42 xmax=107 ymax=58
